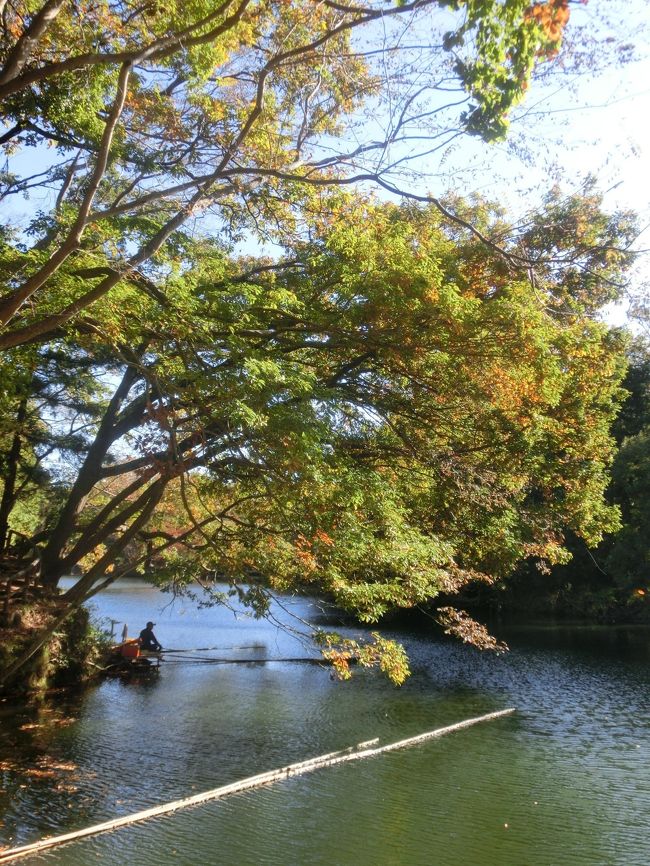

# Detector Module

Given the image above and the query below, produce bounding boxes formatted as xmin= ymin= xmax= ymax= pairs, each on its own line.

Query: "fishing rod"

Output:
xmin=162 ymin=654 xmax=234 ymax=662
xmin=159 ymin=645 xmax=261 ymax=654
xmin=161 ymin=656 xmax=325 ymax=666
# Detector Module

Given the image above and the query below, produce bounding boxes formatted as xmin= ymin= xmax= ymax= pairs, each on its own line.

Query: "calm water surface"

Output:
xmin=0 ymin=578 xmax=648 ymax=865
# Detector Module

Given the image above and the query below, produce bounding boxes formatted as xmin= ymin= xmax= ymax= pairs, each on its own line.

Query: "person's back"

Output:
xmin=139 ymin=621 xmax=162 ymax=652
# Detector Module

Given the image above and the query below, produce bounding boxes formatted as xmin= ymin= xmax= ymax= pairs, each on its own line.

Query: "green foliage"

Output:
xmin=0 ymin=0 xmax=643 ymax=687
xmin=451 ymin=0 xmax=573 ymax=140
xmin=0 ymin=0 xmax=582 ymax=354
xmin=606 ymin=429 xmax=650 ymax=591
xmin=49 ymin=606 xmax=113 ymax=682
xmin=472 ymin=341 xmax=650 ymax=621
xmin=562 ymin=343 xmax=650 ymax=607
xmin=516 ymin=181 xmax=638 ymax=313
xmin=66 ymin=195 xmax=627 ymax=620
xmin=612 ymin=341 xmax=650 ymax=444
xmin=316 ymin=631 xmax=411 ymax=686
xmin=0 ymin=190 xmax=636 ymax=676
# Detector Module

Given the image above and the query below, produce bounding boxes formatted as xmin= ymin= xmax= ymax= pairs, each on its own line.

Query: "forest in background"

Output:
xmin=434 ymin=331 xmax=650 ymax=623
xmin=1 ymin=0 xmax=648 ymax=689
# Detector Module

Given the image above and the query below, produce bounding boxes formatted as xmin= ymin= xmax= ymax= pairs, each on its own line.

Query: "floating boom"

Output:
xmin=0 ymin=708 xmax=515 ymax=864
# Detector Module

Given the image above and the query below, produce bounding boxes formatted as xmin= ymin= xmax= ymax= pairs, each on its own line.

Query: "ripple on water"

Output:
xmin=1 ymin=584 xmax=649 ymax=866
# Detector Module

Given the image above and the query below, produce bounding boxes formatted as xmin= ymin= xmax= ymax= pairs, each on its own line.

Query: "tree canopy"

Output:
xmin=0 ymin=189 xmax=636 ymax=681
xmin=0 ymin=0 xmax=642 ymax=684
xmin=0 ymin=0 xmax=576 ymax=348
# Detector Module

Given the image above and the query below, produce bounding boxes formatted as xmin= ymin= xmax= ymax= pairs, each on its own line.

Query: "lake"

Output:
xmin=0 ymin=578 xmax=649 ymax=865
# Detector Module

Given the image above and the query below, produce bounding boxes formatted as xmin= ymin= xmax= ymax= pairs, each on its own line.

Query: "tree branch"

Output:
xmin=0 ymin=0 xmax=67 ymax=86
xmin=0 ymin=62 xmax=132 ymax=326
xmin=0 ymin=0 xmax=250 ymax=100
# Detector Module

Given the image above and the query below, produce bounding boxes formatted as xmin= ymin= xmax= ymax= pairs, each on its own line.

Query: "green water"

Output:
xmin=0 ymin=579 xmax=648 ymax=865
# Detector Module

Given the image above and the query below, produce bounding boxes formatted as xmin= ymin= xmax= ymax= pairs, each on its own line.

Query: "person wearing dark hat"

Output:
xmin=139 ymin=621 xmax=162 ymax=652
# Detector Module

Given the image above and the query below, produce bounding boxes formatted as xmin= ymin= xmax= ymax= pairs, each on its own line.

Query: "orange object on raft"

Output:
xmin=120 ymin=639 xmax=140 ymax=659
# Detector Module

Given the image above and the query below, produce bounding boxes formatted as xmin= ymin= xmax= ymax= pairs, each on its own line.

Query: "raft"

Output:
xmin=103 ymin=641 xmax=161 ymax=678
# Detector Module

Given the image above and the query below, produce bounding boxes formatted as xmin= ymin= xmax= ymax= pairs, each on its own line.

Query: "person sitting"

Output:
xmin=139 ymin=621 xmax=162 ymax=652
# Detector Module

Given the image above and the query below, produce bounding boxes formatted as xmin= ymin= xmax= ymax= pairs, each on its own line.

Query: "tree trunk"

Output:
xmin=0 ymin=396 xmax=27 ymax=552
xmin=40 ymin=363 xmax=142 ymax=585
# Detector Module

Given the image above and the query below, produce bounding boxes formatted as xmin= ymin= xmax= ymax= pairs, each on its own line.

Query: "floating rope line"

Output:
xmin=0 ymin=708 xmax=515 ymax=864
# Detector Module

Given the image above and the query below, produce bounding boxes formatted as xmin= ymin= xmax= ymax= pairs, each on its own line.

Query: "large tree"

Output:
xmin=0 ymin=0 xmax=640 ymax=684
xmin=0 ymin=192 xmax=635 ymax=682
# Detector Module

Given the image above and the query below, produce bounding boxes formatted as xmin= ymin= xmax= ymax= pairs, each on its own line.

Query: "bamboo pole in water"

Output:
xmin=0 ymin=708 xmax=515 ymax=864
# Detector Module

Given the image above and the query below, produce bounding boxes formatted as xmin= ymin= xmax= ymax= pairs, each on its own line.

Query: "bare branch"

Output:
xmin=54 ymin=151 xmax=81 ymax=213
